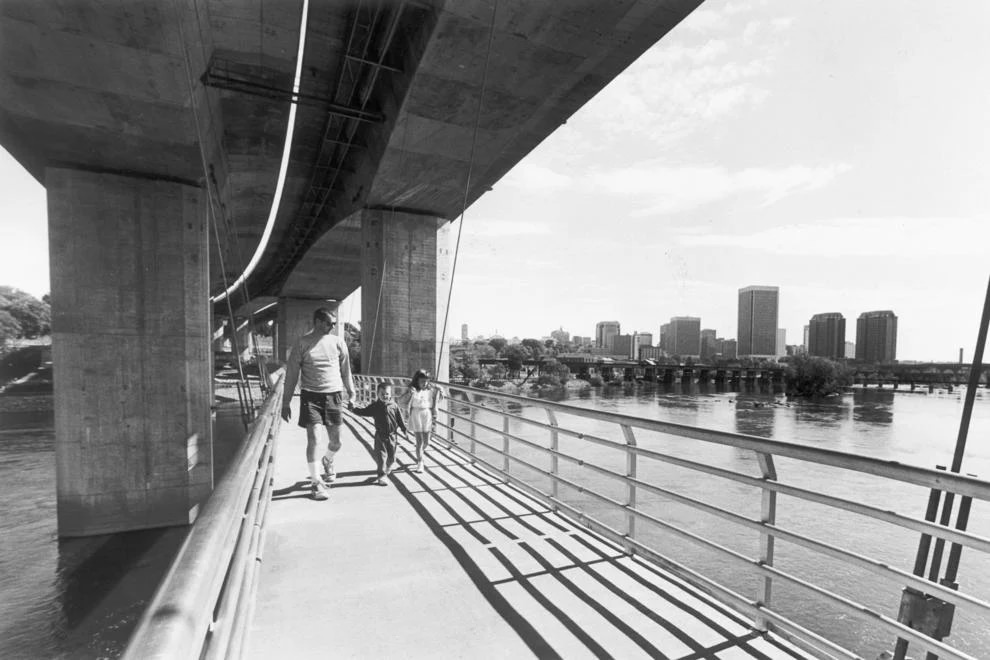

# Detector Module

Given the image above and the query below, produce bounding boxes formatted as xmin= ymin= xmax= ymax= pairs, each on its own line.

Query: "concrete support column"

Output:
xmin=276 ymin=298 xmax=338 ymax=362
xmin=360 ymin=209 xmax=452 ymax=379
xmin=47 ymin=168 xmax=212 ymax=537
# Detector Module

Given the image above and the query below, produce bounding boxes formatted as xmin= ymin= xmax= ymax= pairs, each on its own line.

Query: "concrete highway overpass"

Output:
xmin=0 ymin=0 xmax=702 ymax=535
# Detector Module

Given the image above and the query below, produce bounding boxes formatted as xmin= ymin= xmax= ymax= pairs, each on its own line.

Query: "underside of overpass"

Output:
xmin=0 ymin=0 xmax=703 ymax=536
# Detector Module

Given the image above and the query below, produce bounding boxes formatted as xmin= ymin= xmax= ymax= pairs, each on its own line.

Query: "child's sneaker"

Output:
xmin=311 ymin=480 xmax=330 ymax=501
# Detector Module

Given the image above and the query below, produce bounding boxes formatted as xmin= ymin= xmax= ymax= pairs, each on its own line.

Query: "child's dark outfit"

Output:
xmin=352 ymin=398 xmax=408 ymax=479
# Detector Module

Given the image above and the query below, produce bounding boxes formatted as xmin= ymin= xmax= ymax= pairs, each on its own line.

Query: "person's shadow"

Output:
xmin=271 ymin=470 xmax=380 ymax=500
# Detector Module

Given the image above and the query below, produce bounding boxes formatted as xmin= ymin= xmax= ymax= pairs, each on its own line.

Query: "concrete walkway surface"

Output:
xmin=247 ymin=403 xmax=811 ymax=659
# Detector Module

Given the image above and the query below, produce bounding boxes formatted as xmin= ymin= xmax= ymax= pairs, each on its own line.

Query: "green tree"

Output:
xmin=536 ymin=358 xmax=571 ymax=387
xmin=0 ymin=287 xmax=51 ymax=338
xmin=504 ymin=344 xmax=527 ymax=374
xmin=488 ymin=337 xmax=507 ymax=355
xmin=0 ymin=309 xmax=21 ymax=348
xmin=785 ymin=354 xmax=853 ymax=397
xmin=521 ymin=338 xmax=544 ymax=360
xmin=450 ymin=350 xmax=480 ymax=382
xmin=344 ymin=321 xmax=361 ymax=373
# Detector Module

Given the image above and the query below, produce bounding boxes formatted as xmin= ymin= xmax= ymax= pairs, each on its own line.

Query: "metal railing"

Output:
xmin=123 ymin=370 xmax=285 ymax=660
xmin=354 ymin=375 xmax=990 ymax=660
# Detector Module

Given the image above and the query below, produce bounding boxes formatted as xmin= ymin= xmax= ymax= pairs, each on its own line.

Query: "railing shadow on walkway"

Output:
xmin=342 ymin=412 xmax=807 ymax=660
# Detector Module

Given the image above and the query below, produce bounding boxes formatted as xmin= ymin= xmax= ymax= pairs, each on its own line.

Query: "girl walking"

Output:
xmin=403 ymin=369 xmax=441 ymax=472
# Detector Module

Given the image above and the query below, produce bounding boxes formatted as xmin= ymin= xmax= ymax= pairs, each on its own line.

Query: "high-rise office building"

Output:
xmin=659 ymin=323 xmax=671 ymax=354
xmin=776 ymin=329 xmax=786 ymax=357
xmin=721 ymin=338 xmax=738 ymax=360
xmin=737 ymin=286 xmax=779 ymax=358
xmin=613 ymin=332 xmax=651 ymax=359
xmin=856 ymin=311 xmax=898 ymax=363
xmin=808 ymin=312 xmax=846 ymax=359
xmin=550 ymin=327 xmax=570 ymax=345
xmin=595 ymin=321 xmax=620 ymax=352
xmin=700 ymin=328 xmax=718 ymax=361
xmin=670 ymin=316 xmax=701 ymax=357
xmin=460 ymin=323 xmax=469 ymax=341
xmin=845 ymin=341 xmax=856 ymax=359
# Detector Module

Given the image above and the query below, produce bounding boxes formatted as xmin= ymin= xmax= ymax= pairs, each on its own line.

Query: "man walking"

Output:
xmin=281 ymin=307 xmax=355 ymax=500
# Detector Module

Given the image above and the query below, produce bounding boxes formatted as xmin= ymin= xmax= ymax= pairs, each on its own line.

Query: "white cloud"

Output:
xmin=500 ymin=162 xmax=571 ymax=192
xmin=675 ymin=217 xmax=989 ymax=257
xmin=593 ymin=162 xmax=850 ymax=215
xmin=463 ymin=219 xmax=552 ymax=238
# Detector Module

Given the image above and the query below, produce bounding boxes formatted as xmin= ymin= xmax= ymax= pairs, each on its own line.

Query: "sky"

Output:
xmin=2 ymin=0 xmax=989 ymax=362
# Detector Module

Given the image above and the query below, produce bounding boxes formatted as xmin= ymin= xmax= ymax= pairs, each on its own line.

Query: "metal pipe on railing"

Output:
xmin=446 ymin=414 xmax=990 ymax=618
xmin=354 ymin=375 xmax=990 ymax=658
xmin=123 ymin=371 xmax=284 ymax=660
xmin=620 ymin=424 xmax=637 ymax=543
xmin=438 ymin=381 xmax=990 ymax=502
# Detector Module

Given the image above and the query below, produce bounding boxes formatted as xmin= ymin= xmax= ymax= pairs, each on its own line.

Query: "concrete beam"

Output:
xmin=360 ymin=208 xmax=451 ymax=380
xmin=47 ymin=167 xmax=212 ymax=537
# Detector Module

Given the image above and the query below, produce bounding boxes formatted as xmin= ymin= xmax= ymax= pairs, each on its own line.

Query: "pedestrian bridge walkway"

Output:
xmin=247 ymin=406 xmax=808 ymax=659
xmin=123 ymin=375 xmax=990 ymax=660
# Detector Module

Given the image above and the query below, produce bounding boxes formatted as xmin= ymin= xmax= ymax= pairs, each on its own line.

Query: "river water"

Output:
xmin=456 ymin=382 xmax=990 ymax=659
xmin=0 ymin=403 xmax=249 ymax=659
xmin=3 ymin=385 xmax=989 ymax=658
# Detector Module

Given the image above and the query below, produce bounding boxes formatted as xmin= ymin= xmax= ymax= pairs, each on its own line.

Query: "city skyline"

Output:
xmin=2 ymin=1 xmax=990 ymax=363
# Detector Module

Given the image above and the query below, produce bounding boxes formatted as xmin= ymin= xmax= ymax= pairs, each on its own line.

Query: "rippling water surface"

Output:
xmin=3 ymin=385 xmax=990 ymax=658
xmin=457 ymin=383 xmax=990 ymax=658
xmin=0 ymin=405 xmax=247 ymax=659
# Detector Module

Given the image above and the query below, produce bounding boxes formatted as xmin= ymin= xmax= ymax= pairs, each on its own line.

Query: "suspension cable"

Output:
xmin=172 ymin=0 xmax=255 ymax=411
xmin=435 ymin=0 xmax=499 ymax=379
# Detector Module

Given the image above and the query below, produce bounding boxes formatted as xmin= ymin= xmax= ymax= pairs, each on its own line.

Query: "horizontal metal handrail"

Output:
xmin=441 ymin=400 xmax=990 ymax=557
xmin=355 ymin=374 xmax=989 ymax=660
xmin=123 ymin=370 xmax=285 ymax=660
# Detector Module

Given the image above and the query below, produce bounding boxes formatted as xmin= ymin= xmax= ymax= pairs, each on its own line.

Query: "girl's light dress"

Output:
xmin=406 ymin=388 xmax=434 ymax=433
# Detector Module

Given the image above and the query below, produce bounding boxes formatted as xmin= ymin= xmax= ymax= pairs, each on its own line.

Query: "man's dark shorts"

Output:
xmin=298 ymin=390 xmax=344 ymax=428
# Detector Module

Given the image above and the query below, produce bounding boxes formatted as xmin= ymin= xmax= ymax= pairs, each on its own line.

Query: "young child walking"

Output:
xmin=351 ymin=383 xmax=408 ymax=485
xmin=402 ymin=369 xmax=442 ymax=473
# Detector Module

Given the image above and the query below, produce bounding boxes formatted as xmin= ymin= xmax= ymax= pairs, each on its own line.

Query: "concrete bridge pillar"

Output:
xmin=276 ymin=298 xmax=340 ymax=362
xmin=360 ymin=209 xmax=452 ymax=380
xmin=47 ymin=168 xmax=212 ymax=537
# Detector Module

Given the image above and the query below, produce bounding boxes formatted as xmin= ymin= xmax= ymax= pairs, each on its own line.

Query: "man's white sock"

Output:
xmin=308 ymin=461 xmax=319 ymax=482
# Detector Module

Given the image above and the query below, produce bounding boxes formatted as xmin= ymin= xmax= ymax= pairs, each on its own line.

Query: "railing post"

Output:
xmin=621 ymin=424 xmax=637 ymax=547
xmin=546 ymin=409 xmax=559 ymax=506
xmin=756 ymin=451 xmax=777 ymax=629
xmin=502 ymin=410 xmax=511 ymax=480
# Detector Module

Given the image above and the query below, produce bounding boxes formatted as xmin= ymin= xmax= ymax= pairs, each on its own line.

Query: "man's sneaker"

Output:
xmin=321 ymin=455 xmax=336 ymax=483
xmin=375 ymin=476 xmax=389 ymax=486
xmin=415 ymin=461 xmax=425 ymax=474
xmin=311 ymin=480 xmax=330 ymax=501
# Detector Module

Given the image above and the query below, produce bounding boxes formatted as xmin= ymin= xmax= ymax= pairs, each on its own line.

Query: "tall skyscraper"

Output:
xmin=595 ymin=321 xmax=620 ymax=352
xmin=737 ymin=286 xmax=779 ymax=358
xmin=460 ymin=323 xmax=468 ymax=341
xmin=776 ymin=329 xmax=786 ymax=357
xmin=808 ymin=312 xmax=846 ymax=359
xmin=700 ymin=328 xmax=718 ymax=361
xmin=670 ymin=316 xmax=701 ymax=358
xmin=856 ymin=311 xmax=898 ymax=363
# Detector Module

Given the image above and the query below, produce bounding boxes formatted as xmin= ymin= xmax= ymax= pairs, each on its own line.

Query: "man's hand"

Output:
xmin=346 ymin=400 xmax=355 ymax=411
xmin=281 ymin=405 xmax=292 ymax=422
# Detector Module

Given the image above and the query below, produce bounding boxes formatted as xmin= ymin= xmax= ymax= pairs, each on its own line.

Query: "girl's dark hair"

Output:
xmin=411 ymin=369 xmax=431 ymax=390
